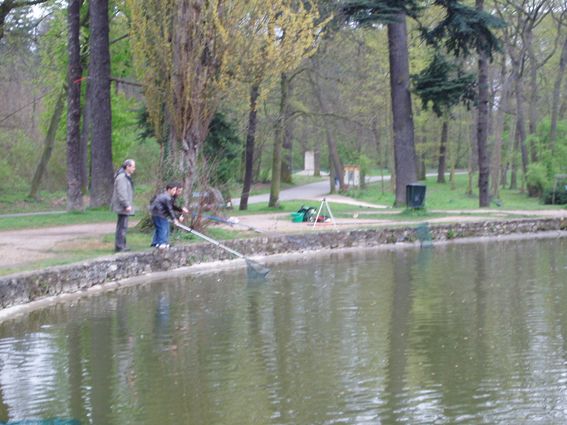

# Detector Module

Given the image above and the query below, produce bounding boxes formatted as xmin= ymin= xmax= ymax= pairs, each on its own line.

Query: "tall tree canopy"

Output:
xmin=128 ymin=0 xmax=324 ymax=200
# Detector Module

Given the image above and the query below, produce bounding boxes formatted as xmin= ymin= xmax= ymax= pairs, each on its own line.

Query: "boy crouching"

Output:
xmin=150 ymin=183 xmax=179 ymax=249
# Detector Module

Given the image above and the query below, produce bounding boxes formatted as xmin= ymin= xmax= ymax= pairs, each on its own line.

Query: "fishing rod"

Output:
xmin=190 ymin=212 xmax=312 ymax=249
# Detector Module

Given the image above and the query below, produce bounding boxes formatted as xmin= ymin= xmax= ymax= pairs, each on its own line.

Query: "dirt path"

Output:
xmin=1 ymin=197 xmax=566 ymax=270
xmin=0 ymin=222 xmax=120 ymax=268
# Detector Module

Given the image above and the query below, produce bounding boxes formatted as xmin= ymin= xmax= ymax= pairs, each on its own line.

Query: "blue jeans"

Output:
xmin=151 ymin=216 xmax=170 ymax=246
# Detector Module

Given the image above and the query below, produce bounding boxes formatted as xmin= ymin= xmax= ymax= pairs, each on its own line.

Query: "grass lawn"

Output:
xmin=0 ymin=208 xmax=118 ymax=231
xmin=351 ymin=172 xmax=566 ymax=211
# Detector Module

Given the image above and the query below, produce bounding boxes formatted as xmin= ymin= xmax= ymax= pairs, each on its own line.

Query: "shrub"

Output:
xmin=525 ymin=162 xmax=550 ymax=198
xmin=542 ymin=187 xmax=567 ymax=205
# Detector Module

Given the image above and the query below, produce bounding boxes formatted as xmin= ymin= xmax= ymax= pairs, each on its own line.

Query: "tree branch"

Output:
xmin=110 ymin=76 xmax=141 ymax=87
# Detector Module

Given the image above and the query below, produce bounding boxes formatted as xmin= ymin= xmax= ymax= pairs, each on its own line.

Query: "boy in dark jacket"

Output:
xmin=172 ymin=182 xmax=189 ymax=221
xmin=150 ymin=183 xmax=179 ymax=249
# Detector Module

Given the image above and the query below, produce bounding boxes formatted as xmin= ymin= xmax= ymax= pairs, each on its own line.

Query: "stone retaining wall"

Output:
xmin=1 ymin=217 xmax=566 ymax=309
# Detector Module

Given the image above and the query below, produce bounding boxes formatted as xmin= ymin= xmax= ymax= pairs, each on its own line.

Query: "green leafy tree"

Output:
xmin=422 ymin=0 xmax=506 ymax=206
xmin=342 ymin=0 xmax=421 ymax=206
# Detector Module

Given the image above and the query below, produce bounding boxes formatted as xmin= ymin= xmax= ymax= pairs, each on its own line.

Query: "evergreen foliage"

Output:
xmin=421 ymin=0 xmax=506 ymax=60
xmin=203 ymin=111 xmax=242 ymax=186
xmin=411 ymin=53 xmax=476 ymax=117
xmin=341 ymin=0 xmax=422 ymax=25
xmin=542 ymin=187 xmax=567 ymax=205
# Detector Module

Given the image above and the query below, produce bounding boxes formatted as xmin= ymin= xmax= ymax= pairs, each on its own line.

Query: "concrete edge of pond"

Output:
xmin=1 ymin=217 xmax=566 ymax=321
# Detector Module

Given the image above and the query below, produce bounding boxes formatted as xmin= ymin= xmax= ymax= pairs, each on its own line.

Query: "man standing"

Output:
xmin=110 ymin=159 xmax=136 ymax=252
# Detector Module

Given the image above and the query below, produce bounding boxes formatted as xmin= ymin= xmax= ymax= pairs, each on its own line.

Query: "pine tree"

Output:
xmin=342 ymin=0 xmax=420 ymax=206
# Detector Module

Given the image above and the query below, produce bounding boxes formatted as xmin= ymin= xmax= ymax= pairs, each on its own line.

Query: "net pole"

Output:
xmin=175 ymin=222 xmax=245 ymax=259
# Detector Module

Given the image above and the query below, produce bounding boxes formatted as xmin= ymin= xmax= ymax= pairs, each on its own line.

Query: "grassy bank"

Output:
xmin=351 ymin=172 xmax=565 ymax=211
xmin=1 ymin=171 xmax=566 ymax=276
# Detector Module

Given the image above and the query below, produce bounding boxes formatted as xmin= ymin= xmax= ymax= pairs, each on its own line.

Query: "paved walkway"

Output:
xmin=231 ymin=175 xmax=390 ymax=206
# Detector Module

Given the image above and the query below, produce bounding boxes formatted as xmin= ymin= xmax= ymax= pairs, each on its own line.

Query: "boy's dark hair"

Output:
xmin=166 ymin=182 xmax=177 ymax=190
xmin=173 ymin=182 xmax=183 ymax=189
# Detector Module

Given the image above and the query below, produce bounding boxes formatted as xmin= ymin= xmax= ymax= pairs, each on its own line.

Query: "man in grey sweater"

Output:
xmin=110 ymin=159 xmax=136 ymax=252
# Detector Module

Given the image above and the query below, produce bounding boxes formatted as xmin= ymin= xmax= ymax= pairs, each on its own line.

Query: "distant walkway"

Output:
xmin=231 ymin=175 xmax=390 ymax=207
xmin=0 ymin=211 xmax=66 ymax=218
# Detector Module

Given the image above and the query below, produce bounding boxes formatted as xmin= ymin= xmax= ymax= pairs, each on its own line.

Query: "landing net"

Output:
xmin=246 ymin=259 xmax=271 ymax=279
xmin=415 ymin=222 xmax=433 ymax=248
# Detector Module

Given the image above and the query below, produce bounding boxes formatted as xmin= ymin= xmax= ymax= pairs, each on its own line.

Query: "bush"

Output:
xmin=525 ymin=162 xmax=550 ymax=198
xmin=542 ymin=187 xmax=567 ymax=205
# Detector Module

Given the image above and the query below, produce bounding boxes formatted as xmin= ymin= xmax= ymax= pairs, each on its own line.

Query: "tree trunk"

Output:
xmin=29 ymin=86 xmax=67 ymax=201
xmin=468 ymin=112 xmax=475 ymax=196
xmin=491 ymin=59 xmax=512 ymax=200
xmin=375 ymin=116 xmax=385 ymax=194
xmin=437 ymin=121 xmax=447 ymax=183
xmin=449 ymin=144 xmax=456 ymax=190
xmin=389 ymin=137 xmax=396 ymax=193
xmin=269 ymin=73 xmax=288 ymax=208
xmin=89 ymin=0 xmax=114 ymax=207
xmin=550 ymin=34 xmax=567 ymax=152
xmin=515 ymin=76 xmax=529 ymax=179
xmin=240 ymin=83 xmax=260 ymax=211
xmin=311 ymin=72 xmax=344 ymax=192
xmin=419 ymin=152 xmax=426 ymax=181
xmin=528 ymin=50 xmax=538 ymax=162
xmin=181 ymin=136 xmax=199 ymax=200
xmin=281 ymin=78 xmax=294 ymax=184
xmin=314 ymin=146 xmax=320 ymax=177
xmin=500 ymin=162 xmax=508 ymax=187
xmin=329 ymin=153 xmax=336 ymax=194
xmin=476 ymin=0 xmax=490 ymax=207
xmin=66 ymin=0 xmax=84 ymax=212
xmin=510 ymin=119 xmax=520 ymax=190
xmin=388 ymin=16 xmax=417 ymax=206
xmin=417 ymin=119 xmax=427 ymax=181
xmin=80 ymin=66 xmax=91 ymax=194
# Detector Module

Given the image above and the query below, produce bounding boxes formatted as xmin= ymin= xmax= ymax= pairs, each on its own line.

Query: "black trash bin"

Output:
xmin=406 ymin=184 xmax=426 ymax=208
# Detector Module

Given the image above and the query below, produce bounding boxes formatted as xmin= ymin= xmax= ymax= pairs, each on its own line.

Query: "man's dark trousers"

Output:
xmin=115 ymin=214 xmax=129 ymax=251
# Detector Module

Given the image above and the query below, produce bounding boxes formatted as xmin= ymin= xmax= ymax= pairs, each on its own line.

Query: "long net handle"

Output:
xmin=175 ymin=222 xmax=245 ymax=259
xmin=192 ymin=212 xmax=312 ymax=249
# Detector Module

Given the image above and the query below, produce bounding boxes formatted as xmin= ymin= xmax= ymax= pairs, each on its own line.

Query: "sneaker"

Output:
xmin=157 ymin=244 xmax=170 ymax=249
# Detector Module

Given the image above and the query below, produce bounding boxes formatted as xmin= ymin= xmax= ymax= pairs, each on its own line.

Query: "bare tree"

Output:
xmin=0 ymin=0 xmax=49 ymax=42
xmin=29 ymin=85 xmax=66 ymax=201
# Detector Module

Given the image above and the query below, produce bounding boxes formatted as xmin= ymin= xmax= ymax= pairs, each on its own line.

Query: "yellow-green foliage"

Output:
xmin=126 ymin=0 xmax=327 ymax=179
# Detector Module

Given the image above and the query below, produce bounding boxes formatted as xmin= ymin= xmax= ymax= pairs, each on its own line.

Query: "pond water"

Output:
xmin=0 ymin=237 xmax=567 ymax=425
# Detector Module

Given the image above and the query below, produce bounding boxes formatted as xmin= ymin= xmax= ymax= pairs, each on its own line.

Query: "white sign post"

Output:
xmin=304 ymin=151 xmax=315 ymax=176
xmin=343 ymin=165 xmax=361 ymax=197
